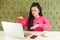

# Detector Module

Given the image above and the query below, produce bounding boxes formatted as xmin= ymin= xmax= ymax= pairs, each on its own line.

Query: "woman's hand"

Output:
xmin=30 ymin=24 xmax=40 ymax=29
xmin=18 ymin=16 xmax=24 ymax=20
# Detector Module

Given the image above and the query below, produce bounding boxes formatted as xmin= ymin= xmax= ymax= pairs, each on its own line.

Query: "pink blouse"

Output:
xmin=17 ymin=16 xmax=51 ymax=31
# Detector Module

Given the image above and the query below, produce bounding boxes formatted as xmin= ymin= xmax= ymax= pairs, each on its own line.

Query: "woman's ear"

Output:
xmin=38 ymin=10 xmax=40 ymax=13
xmin=38 ymin=9 xmax=40 ymax=13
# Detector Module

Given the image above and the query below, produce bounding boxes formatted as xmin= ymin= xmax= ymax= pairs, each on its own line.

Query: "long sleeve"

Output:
xmin=17 ymin=17 xmax=28 ymax=27
xmin=34 ymin=16 xmax=51 ymax=31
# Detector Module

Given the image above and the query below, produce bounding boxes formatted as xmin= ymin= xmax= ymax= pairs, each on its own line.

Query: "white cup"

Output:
xmin=42 ymin=31 xmax=50 ymax=37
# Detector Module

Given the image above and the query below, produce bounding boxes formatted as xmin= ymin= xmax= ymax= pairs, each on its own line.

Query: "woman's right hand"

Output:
xmin=30 ymin=24 xmax=40 ymax=29
xmin=17 ymin=16 xmax=24 ymax=20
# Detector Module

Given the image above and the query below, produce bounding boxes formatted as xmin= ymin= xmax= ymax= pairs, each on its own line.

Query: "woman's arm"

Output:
xmin=17 ymin=17 xmax=28 ymax=27
xmin=34 ymin=16 xmax=51 ymax=31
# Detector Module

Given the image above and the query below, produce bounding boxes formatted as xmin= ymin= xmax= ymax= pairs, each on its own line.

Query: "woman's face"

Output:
xmin=31 ymin=6 xmax=40 ymax=17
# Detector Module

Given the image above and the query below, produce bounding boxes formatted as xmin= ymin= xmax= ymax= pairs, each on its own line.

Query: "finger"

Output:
xmin=17 ymin=16 xmax=24 ymax=19
xmin=30 ymin=27 xmax=34 ymax=29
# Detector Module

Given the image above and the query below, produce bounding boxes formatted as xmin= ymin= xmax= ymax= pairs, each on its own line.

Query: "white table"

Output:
xmin=0 ymin=31 xmax=60 ymax=40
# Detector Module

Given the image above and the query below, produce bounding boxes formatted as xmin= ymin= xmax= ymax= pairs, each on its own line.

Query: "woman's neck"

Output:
xmin=34 ymin=15 xmax=40 ymax=18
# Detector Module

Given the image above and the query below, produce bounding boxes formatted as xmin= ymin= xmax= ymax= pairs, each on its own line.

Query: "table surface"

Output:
xmin=0 ymin=31 xmax=60 ymax=40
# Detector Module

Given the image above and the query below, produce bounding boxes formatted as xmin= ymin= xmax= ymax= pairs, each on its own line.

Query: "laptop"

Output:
xmin=1 ymin=21 xmax=32 ymax=39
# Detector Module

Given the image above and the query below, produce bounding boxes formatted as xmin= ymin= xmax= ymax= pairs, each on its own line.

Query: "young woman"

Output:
xmin=17 ymin=2 xmax=51 ymax=31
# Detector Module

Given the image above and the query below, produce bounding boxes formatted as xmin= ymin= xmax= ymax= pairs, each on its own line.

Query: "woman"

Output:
xmin=17 ymin=2 xmax=51 ymax=31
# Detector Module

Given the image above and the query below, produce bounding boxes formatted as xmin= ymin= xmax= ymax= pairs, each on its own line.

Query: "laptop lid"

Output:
xmin=1 ymin=21 xmax=25 ymax=38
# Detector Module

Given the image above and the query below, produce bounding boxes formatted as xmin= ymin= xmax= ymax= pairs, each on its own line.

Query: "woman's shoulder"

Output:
xmin=40 ymin=16 xmax=48 ymax=19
